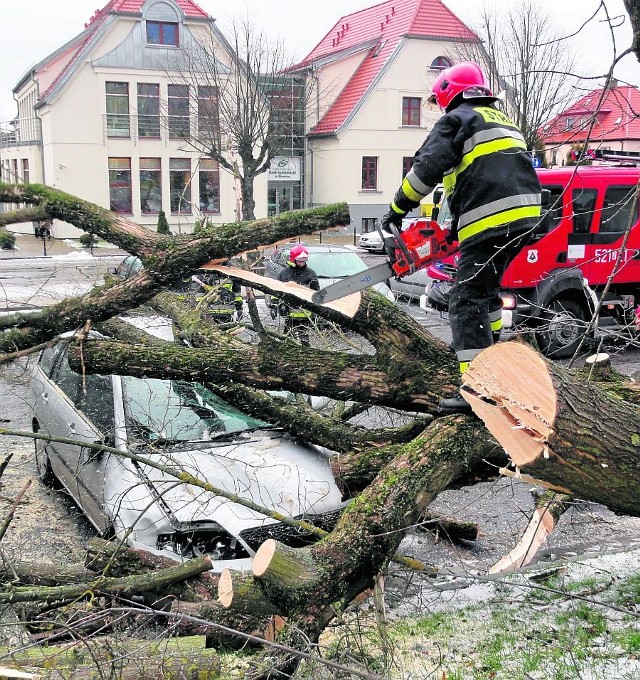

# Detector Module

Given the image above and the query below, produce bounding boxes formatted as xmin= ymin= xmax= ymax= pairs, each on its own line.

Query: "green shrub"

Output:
xmin=156 ymin=210 xmax=170 ymax=235
xmin=0 ymin=231 xmax=16 ymax=250
xmin=79 ymin=233 xmax=97 ymax=248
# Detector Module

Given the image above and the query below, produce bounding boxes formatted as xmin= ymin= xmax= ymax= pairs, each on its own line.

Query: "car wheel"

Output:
xmin=536 ymin=298 xmax=588 ymax=358
xmin=33 ymin=424 xmax=56 ymax=487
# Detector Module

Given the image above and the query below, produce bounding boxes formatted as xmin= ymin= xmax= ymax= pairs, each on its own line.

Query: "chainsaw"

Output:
xmin=312 ymin=218 xmax=456 ymax=304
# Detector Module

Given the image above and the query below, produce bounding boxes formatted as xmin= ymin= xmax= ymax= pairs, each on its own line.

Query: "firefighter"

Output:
xmin=277 ymin=245 xmax=320 ymax=346
xmin=190 ymin=268 xmax=243 ymax=323
xmin=380 ymin=61 xmax=542 ymax=413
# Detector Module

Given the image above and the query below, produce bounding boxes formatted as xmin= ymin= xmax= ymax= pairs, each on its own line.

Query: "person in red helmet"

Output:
xmin=276 ymin=245 xmax=320 ymax=346
xmin=380 ymin=61 xmax=542 ymax=414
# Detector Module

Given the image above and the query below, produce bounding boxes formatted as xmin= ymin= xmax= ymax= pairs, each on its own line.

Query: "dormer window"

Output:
xmin=430 ymin=56 xmax=452 ymax=71
xmin=565 ymin=117 xmax=574 ymax=130
xmin=146 ymin=21 xmax=179 ymax=46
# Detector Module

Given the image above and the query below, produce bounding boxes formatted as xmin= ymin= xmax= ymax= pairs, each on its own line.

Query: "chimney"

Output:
xmin=609 ymin=78 xmax=619 ymax=90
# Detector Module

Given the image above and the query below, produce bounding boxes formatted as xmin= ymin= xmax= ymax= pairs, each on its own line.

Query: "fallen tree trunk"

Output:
xmin=463 ymin=342 xmax=640 ymax=515
xmin=0 ymin=636 xmax=230 ymax=679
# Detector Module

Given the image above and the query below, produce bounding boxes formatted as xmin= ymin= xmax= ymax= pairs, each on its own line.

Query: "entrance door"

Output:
xmin=268 ymin=184 xmax=301 ymax=216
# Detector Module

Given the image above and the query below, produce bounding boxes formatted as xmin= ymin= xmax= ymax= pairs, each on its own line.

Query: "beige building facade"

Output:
xmin=0 ymin=0 xmax=267 ymax=238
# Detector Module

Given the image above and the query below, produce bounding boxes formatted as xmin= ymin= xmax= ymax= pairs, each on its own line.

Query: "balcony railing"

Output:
xmin=0 ymin=118 xmax=42 ymax=149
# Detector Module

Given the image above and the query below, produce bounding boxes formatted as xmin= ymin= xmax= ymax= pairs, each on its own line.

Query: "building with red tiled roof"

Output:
xmin=289 ymin=0 xmax=481 ymax=228
xmin=539 ymin=82 xmax=640 ymax=166
xmin=1 ymin=0 xmax=481 ymax=238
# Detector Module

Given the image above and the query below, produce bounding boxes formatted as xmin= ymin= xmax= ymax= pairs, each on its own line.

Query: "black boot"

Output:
xmin=438 ymin=392 xmax=472 ymax=414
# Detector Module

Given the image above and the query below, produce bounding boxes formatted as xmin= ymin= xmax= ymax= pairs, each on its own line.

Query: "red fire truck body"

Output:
xmin=425 ymin=163 xmax=640 ymax=357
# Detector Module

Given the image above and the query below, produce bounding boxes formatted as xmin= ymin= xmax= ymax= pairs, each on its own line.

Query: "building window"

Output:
xmin=12 ymin=159 xmax=18 ymax=183
xmin=21 ymin=159 xmax=29 ymax=183
xmin=146 ymin=21 xmax=179 ymax=46
xmin=361 ymin=156 xmax=378 ymax=190
xmin=170 ymin=158 xmax=191 ymax=213
xmin=137 ymin=83 xmax=160 ymax=138
xmin=565 ymin=117 xmax=574 ymax=130
xmin=362 ymin=218 xmax=377 ymax=233
xmin=108 ymin=158 xmax=132 ymax=213
xmin=199 ymin=159 xmax=220 ymax=213
xmin=106 ymin=82 xmax=130 ymax=137
xmin=402 ymin=97 xmax=421 ymax=126
xmin=140 ymin=158 xmax=162 ymax=214
xmin=168 ymin=84 xmax=190 ymax=139
xmin=430 ymin=56 xmax=452 ymax=70
xmin=402 ymin=156 xmax=413 ymax=178
xmin=197 ymin=86 xmax=219 ymax=141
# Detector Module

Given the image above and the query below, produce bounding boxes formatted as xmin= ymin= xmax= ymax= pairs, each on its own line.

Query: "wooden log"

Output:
xmin=252 ymin=540 xmax=323 ymax=614
xmin=0 ymin=556 xmax=213 ymax=605
xmin=0 ymin=636 xmax=230 ymax=679
xmin=0 ymin=562 xmax=92 ymax=587
xmin=462 ymin=343 xmax=640 ymax=515
xmin=218 ymin=569 xmax=283 ymax=616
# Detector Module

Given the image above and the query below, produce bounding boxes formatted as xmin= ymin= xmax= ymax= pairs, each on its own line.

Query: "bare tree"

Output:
xmin=459 ymin=0 xmax=583 ymax=154
xmin=166 ymin=16 xmax=305 ymax=221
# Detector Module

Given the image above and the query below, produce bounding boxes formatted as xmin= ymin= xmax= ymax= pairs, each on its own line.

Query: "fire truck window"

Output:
xmin=600 ymin=186 xmax=638 ymax=234
xmin=571 ymin=189 xmax=597 ymax=234
xmin=536 ymin=186 xmax=563 ymax=236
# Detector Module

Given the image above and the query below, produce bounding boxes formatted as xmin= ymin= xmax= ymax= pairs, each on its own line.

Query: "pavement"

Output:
xmin=1 ymin=232 xmax=127 ymax=260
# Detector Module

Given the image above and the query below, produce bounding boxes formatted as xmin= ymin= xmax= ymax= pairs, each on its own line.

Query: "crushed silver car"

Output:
xmin=29 ymin=318 xmax=343 ymax=571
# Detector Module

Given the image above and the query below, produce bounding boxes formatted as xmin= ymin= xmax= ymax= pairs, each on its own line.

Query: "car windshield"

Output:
xmin=307 ymin=252 xmax=368 ymax=278
xmin=122 ymin=377 xmax=268 ymax=444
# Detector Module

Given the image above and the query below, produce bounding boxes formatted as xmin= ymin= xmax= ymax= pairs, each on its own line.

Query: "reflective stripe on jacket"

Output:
xmin=390 ymin=102 xmax=541 ymax=246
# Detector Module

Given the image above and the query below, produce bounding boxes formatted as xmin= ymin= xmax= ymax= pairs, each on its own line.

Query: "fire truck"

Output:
xmin=424 ymin=154 xmax=640 ymax=357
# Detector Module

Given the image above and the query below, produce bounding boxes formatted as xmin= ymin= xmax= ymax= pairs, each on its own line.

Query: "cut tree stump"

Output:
xmin=218 ymin=569 xmax=283 ymax=616
xmin=462 ymin=342 xmax=640 ymax=515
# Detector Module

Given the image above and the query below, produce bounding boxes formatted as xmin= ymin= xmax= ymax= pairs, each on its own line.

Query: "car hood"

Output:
xmin=318 ymin=276 xmax=394 ymax=301
xmin=104 ymin=429 xmax=341 ymax=550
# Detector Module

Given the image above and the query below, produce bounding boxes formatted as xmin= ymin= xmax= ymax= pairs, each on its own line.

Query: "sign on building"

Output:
xmin=269 ymin=156 xmax=301 ymax=181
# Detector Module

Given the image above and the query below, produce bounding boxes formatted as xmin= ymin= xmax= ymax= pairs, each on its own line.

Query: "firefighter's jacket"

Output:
xmin=390 ymin=101 xmax=541 ymax=248
xmin=192 ymin=273 xmax=242 ymax=317
xmin=277 ymin=263 xmax=319 ymax=319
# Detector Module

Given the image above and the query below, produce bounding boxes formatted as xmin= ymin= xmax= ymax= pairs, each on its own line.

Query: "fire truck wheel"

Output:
xmin=536 ymin=297 xmax=588 ymax=359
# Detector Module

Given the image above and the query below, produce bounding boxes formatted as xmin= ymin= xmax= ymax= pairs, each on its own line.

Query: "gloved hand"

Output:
xmin=380 ymin=209 xmax=404 ymax=231
xmin=379 ymin=210 xmax=404 ymax=263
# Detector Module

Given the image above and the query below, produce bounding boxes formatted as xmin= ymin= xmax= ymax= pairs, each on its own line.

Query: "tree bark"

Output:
xmin=463 ymin=342 xmax=640 ymax=514
xmin=0 ymin=636 xmax=233 ymax=679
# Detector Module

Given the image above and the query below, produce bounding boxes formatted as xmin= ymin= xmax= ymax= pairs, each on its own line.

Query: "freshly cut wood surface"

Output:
xmin=203 ymin=264 xmax=362 ymax=318
xmin=462 ymin=343 xmax=556 ymax=465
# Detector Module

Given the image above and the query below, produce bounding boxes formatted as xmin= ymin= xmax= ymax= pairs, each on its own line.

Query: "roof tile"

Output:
xmin=540 ymin=85 xmax=640 ymax=145
xmin=300 ymin=0 xmax=478 ymax=136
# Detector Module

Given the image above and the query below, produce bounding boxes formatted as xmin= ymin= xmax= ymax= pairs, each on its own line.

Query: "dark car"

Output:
xmin=29 ymin=317 xmax=343 ymax=571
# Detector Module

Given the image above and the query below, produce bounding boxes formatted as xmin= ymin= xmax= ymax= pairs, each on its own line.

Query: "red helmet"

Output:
xmin=429 ymin=62 xmax=493 ymax=111
xmin=288 ymin=245 xmax=309 ymax=262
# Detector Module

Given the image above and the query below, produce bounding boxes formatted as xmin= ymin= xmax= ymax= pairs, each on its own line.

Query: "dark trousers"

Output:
xmin=449 ymin=231 xmax=528 ymax=369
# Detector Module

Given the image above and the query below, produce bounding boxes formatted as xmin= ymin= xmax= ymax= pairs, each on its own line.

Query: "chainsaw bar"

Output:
xmin=312 ymin=261 xmax=395 ymax=305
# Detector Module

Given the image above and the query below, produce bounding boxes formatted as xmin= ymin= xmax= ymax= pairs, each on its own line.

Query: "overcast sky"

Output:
xmin=1 ymin=0 xmax=638 ymax=122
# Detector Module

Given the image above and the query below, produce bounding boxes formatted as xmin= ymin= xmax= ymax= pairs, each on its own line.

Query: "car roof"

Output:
xmin=280 ymin=243 xmax=355 ymax=254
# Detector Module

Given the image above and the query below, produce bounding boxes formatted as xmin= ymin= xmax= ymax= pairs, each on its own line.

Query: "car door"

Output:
xmin=48 ymin=346 xmax=115 ymax=531
xmin=588 ymin=184 xmax=640 ymax=285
